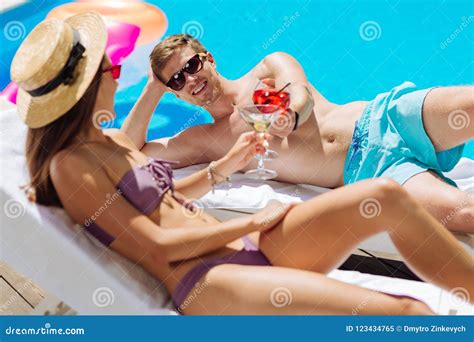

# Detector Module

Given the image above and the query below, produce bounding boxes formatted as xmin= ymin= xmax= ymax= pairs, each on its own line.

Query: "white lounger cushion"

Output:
xmin=1 ymin=100 xmax=472 ymax=315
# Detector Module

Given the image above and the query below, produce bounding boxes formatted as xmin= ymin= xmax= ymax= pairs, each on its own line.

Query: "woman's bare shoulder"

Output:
xmin=104 ymin=128 xmax=139 ymax=150
xmin=49 ymin=146 xmax=101 ymax=183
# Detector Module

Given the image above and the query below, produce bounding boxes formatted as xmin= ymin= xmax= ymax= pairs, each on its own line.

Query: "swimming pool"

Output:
xmin=1 ymin=0 xmax=473 ymax=156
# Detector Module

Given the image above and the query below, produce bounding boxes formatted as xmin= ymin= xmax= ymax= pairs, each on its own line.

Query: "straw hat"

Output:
xmin=11 ymin=11 xmax=107 ymax=128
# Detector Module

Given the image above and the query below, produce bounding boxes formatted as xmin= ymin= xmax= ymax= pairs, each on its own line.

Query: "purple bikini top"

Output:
xmin=84 ymin=157 xmax=194 ymax=246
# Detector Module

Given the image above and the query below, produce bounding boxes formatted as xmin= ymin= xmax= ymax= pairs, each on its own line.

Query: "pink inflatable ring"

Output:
xmin=48 ymin=1 xmax=167 ymax=45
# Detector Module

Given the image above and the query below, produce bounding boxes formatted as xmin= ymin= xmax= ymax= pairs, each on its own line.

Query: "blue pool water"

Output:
xmin=1 ymin=0 xmax=473 ymax=157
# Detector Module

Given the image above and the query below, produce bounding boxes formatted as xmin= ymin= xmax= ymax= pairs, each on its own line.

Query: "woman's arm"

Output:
xmin=50 ymin=149 xmax=282 ymax=263
xmin=174 ymin=156 xmax=231 ymax=199
xmin=174 ymin=132 xmax=267 ymax=199
xmin=161 ymin=217 xmax=254 ymax=261
xmin=166 ymin=200 xmax=294 ymax=262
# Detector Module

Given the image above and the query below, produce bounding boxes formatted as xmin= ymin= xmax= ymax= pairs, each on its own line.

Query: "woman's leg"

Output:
xmin=182 ymin=264 xmax=433 ymax=315
xmin=259 ymin=178 xmax=474 ymax=301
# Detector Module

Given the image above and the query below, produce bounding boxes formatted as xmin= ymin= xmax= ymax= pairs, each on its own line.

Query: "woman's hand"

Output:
xmin=217 ymin=131 xmax=271 ymax=176
xmin=251 ymin=200 xmax=295 ymax=232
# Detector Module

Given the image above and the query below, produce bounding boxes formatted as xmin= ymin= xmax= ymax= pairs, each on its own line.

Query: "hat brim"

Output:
xmin=16 ymin=12 xmax=107 ymax=128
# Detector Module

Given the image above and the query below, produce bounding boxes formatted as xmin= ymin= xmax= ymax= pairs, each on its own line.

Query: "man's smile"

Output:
xmin=192 ymin=79 xmax=208 ymax=96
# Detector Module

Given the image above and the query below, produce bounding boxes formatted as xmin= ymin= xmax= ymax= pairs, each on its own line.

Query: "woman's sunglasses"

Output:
xmin=166 ymin=54 xmax=205 ymax=91
xmin=103 ymin=65 xmax=122 ymax=80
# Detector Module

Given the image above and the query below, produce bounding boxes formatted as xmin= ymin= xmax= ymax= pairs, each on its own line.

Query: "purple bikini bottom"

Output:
xmin=172 ymin=236 xmax=271 ymax=312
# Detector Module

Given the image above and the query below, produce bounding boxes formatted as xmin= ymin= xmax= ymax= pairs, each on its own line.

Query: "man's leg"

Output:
xmin=403 ymin=171 xmax=474 ymax=233
xmin=422 ymin=86 xmax=474 ymax=151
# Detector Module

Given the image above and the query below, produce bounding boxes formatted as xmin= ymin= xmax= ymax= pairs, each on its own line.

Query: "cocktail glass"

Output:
xmin=238 ymin=104 xmax=283 ymax=180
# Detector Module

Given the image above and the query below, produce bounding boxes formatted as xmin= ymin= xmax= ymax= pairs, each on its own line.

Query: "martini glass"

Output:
xmin=252 ymin=80 xmax=291 ymax=160
xmin=238 ymin=104 xmax=283 ymax=180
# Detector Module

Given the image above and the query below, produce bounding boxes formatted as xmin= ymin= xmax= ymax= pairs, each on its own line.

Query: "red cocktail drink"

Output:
xmin=252 ymin=89 xmax=290 ymax=113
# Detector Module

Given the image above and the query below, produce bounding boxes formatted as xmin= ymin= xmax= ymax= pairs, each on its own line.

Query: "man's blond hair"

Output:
xmin=150 ymin=34 xmax=207 ymax=81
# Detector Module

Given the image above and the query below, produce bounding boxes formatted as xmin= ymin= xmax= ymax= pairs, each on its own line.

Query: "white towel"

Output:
xmin=174 ymin=158 xmax=473 ymax=210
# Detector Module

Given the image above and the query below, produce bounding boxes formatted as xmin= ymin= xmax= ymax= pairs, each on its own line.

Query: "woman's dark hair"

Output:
xmin=25 ymin=65 xmax=103 ymax=207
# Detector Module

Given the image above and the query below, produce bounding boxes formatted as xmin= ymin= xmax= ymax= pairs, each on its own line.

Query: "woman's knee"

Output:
xmin=360 ymin=178 xmax=420 ymax=225
xmin=368 ymin=178 xmax=413 ymax=208
xmin=373 ymin=178 xmax=403 ymax=196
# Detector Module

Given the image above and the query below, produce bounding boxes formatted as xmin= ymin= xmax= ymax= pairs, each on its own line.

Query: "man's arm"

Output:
xmin=254 ymin=52 xmax=315 ymax=135
xmin=121 ymin=67 xmax=166 ymax=150
xmin=141 ymin=125 xmax=212 ymax=168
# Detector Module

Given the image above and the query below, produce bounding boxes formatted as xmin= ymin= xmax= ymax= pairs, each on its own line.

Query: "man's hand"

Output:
xmin=256 ymin=78 xmax=314 ymax=139
xmin=254 ymin=52 xmax=315 ymax=133
xmin=290 ymin=82 xmax=314 ymax=127
xmin=268 ymin=82 xmax=314 ymax=139
xmin=147 ymin=64 xmax=167 ymax=92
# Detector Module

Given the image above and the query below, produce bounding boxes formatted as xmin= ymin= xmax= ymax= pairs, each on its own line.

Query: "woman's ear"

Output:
xmin=207 ymin=52 xmax=216 ymax=67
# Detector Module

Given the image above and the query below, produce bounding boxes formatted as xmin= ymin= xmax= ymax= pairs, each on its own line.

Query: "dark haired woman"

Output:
xmin=13 ymin=12 xmax=473 ymax=315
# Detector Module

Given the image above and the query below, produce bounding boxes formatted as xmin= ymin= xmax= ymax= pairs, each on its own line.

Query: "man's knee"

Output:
xmin=440 ymin=197 xmax=474 ymax=232
xmin=450 ymin=87 xmax=474 ymax=120
xmin=457 ymin=87 xmax=474 ymax=112
xmin=453 ymin=205 xmax=474 ymax=227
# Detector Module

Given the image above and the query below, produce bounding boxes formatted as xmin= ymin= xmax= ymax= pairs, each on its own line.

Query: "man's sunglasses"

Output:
xmin=165 ymin=54 xmax=205 ymax=91
xmin=103 ymin=65 xmax=122 ymax=80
